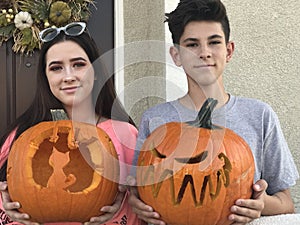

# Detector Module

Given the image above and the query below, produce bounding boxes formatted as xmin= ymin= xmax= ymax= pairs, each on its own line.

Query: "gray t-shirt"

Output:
xmin=133 ymin=95 xmax=299 ymax=195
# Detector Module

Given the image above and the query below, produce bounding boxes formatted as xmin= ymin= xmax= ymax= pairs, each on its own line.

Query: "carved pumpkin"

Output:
xmin=137 ymin=98 xmax=255 ymax=225
xmin=7 ymin=120 xmax=119 ymax=223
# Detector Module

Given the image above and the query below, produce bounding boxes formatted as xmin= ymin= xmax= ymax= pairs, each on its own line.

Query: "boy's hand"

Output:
xmin=84 ymin=185 xmax=126 ymax=225
xmin=127 ymin=176 xmax=166 ymax=225
xmin=229 ymin=179 xmax=267 ymax=224
xmin=0 ymin=181 xmax=39 ymax=225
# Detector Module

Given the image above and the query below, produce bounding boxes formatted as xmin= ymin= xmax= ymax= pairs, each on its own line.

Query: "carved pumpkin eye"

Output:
xmin=175 ymin=151 xmax=208 ymax=164
xmin=137 ymin=98 xmax=255 ymax=225
xmin=151 ymin=147 xmax=166 ymax=158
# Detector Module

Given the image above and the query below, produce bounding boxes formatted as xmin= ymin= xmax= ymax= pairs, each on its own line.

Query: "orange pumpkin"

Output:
xmin=7 ymin=120 xmax=119 ymax=223
xmin=137 ymin=98 xmax=255 ymax=225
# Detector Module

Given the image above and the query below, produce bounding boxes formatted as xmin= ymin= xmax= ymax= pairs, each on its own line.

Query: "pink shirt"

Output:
xmin=0 ymin=120 xmax=141 ymax=225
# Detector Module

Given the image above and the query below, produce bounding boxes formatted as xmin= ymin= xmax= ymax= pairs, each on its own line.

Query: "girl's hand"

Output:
xmin=0 ymin=181 xmax=39 ymax=225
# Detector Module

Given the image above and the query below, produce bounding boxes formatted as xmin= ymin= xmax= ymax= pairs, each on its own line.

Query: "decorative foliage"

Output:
xmin=0 ymin=0 xmax=95 ymax=55
xmin=137 ymin=98 xmax=255 ymax=225
xmin=7 ymin=120 xmax=119 ymax=223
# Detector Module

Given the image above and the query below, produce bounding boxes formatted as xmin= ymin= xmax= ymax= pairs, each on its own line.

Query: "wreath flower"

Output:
xmin=0 ymin=0 xmax=95 ymax=55
xmin=14 ymin=11 xmax=33 ymax=30
xmin=49 ymin=1 xmax=72 ymax=25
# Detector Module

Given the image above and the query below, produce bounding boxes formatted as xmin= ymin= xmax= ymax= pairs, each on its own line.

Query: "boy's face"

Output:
xmin=170 ymin=21 xmax=234 ymax=87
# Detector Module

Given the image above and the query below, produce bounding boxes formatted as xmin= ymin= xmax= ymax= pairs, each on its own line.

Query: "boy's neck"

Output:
xmin=179 ymin=80 xmax=229 ymax=111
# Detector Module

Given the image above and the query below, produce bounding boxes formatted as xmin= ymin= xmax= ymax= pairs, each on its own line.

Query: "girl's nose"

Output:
xmin=63 ymin=76 xmax=76 ymax=83
xmin=63 ymin=67 xmax=76 ymax=82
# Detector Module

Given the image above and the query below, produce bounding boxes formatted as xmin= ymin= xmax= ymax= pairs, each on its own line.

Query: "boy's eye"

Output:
xmin=186 ymin=43 xmax=198 ymax=47
xmin=210 ymin=40 xmax=222 ymax=45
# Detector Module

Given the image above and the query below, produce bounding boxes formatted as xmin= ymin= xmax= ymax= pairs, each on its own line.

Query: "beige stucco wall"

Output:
xmin=122 ymin=0 xmax=165 ymax=124
xmin=222 ymin=0 xmax=300 ymax=209
xmin=123 ymin=0 xmax=300 ymax=211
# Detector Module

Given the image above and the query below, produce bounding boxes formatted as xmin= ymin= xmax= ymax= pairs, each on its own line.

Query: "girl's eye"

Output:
xmin=73 ymin=62 xmax=87 ymax=68
xmin=49 ymin=66 xmax=62 ymax=72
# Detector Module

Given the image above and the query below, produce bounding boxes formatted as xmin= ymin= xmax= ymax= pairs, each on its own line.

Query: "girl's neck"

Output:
xmin=65 ymin=104 xmax=99 ymax=125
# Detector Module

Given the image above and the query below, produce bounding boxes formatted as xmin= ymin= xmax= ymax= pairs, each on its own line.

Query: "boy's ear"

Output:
xmin=169 ymin=46 xmax=182 ymax=67
xmin=226 ymin=41 xmax=235 ymax=62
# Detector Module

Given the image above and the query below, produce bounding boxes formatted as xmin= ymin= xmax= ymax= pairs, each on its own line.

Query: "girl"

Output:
xmin=0 ymin=22 xmax=142 ymax=225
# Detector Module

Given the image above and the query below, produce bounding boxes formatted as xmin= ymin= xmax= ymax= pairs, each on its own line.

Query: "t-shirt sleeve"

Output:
xmin=131 ymin=113 xmax=151 ymax=178
xmin=262 ymin=110 xmax=299 ymax=194
xmin=0 ymin=130 xmax=22 ymax=225
xmin=98 ymin=120 xmax=138 ymax=185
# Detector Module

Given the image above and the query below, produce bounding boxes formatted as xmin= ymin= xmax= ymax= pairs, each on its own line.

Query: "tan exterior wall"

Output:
xmin=123 ymin=0 xmax=166 ymax=123
xmin=221 ymin=0 xmax=300 ymax=205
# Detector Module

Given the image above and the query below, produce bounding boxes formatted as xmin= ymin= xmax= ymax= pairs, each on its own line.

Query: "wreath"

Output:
xmin=0 ymin=0 xmax=95 ymax=55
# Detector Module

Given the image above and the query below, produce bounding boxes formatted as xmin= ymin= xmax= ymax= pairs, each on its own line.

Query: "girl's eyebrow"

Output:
xmin=70 ymin=57 xmax=87 ymax=62
xmin=48 ymin=57 xmax=87 ymax=67
xmin=48 ymin=61 xmax=62 ymax=67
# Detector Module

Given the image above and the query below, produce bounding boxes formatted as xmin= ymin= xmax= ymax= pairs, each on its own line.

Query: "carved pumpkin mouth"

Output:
xmin=138 ymin=147 xmax=232 ymax=206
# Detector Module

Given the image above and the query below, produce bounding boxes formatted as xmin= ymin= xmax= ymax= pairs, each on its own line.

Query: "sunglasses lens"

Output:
xmin=65 ymin=23 xmax=85 ymax=36
xmin=40 ymin=29 xmax=58 ymax=42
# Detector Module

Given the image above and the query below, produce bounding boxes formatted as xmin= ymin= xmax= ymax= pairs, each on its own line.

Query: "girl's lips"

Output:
xmin=61 ymin=86 xmax=80 ymax=93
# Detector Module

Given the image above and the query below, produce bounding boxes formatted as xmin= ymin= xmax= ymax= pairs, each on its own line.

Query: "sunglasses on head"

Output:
xmin=39 ymin=22 xmax=86 ymax=43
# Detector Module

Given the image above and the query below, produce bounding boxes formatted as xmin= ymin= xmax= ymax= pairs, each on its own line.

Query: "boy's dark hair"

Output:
xmin=165 ymin=0 xmax=230 ymax=45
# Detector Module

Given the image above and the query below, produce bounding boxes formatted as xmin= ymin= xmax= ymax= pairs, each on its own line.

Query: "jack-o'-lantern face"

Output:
xmin=137 ymin=99 xmax=255 ymax=225
xmin=7 ymin=120 xmax=119 ymax=223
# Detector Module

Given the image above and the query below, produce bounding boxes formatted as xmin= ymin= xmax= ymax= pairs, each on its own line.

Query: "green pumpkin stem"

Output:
xmin=187 ymin=98 xmax=219 ymax=129
xmin=50 ymin=109 xmax=69 ymax=121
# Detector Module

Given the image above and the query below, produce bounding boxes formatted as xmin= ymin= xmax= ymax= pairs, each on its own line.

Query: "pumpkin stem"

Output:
xmin=187 ymin=98 xmax=219 ymax=129
xmin=50 ymin=109 xmax=69 ymax=121
xmin=49 ymin=109 xmax=71 ymax=144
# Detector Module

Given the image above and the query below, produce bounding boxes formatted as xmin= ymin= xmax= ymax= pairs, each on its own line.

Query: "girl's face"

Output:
xmin=45 ymin=40 xmax=95 ymax=109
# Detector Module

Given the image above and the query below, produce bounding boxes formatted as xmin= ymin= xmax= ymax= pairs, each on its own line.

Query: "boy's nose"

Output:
xmin=198 ymin=46 xmax=211 ymax=59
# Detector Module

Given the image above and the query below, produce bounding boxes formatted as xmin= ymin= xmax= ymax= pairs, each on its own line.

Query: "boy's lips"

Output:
xmin=194 ymin=64 xmax=215 ymax=68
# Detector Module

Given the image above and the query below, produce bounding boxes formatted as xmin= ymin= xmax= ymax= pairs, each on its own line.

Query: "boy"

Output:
xmin=129 ymin=0 xmax=299 ymax=224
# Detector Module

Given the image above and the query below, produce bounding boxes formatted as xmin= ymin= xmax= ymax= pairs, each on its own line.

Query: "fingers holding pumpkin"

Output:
xmin=229 ymin=198 xmax=263 ymax=224
xmin=1 ymin=181 xmax=38 ymax=225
